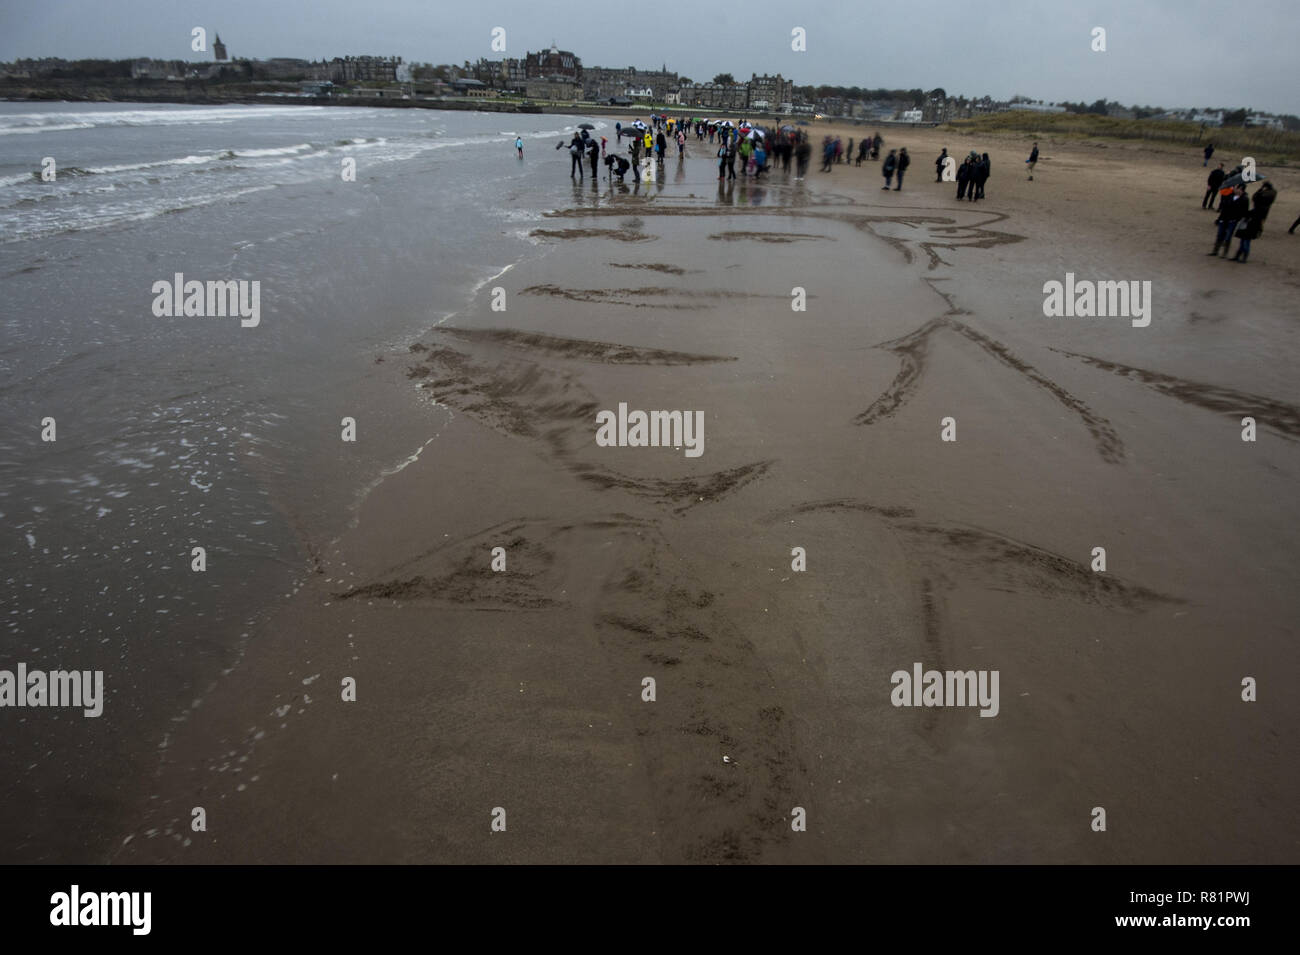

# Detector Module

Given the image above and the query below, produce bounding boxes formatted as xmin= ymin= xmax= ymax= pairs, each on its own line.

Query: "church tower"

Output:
xmin=213 ymin=34 xmax=228 ymax=61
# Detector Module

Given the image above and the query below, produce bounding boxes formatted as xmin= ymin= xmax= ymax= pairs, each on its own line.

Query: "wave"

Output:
xmin=0 ymin=105 xmax=330 ymax=135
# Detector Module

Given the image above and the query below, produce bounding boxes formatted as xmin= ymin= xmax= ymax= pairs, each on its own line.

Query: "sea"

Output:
xmin=0 ymin=100 xmax=608 ymax=861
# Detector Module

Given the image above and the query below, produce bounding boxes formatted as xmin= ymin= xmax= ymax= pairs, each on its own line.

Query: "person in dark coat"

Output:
xmin=857 ymin=138 xmax=869 ymax=165
xmin=894 ymin=148 xmax=910 ymax=190
xmin=935 ymin=148 xmax=948 ymax=182
xmin=587 ymin=138 xmax=600 ymax=179
xmin=1210 ymin=184 xmax=1249 ymax=257
xmin=1251 ymin=181 xmax=1277 ymax=230
xmin=1203 ymin=163 xmax=1226 ymax=209
xmin=956 ymin=156 xmax=971 ymax=199
xmin=1232 ymin=206 xmax=1262 ymax=262
xmin=1026 ymin=142 xmax=1039 ymax=180
xmin=605 ymin=153 xmax=631 ymax=182
xmin=973 ymin=152 xmax=990 ymax=200
xmin=1204 ymin=142 xmax=1215 ymax=166
xmin=872 ymin=133 xmax=882 ymax=159
xmin=882 ymin=149 xmax=897 ymax=189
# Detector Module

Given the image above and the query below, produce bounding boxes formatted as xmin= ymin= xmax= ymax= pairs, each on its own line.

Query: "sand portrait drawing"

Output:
xmin=0 ymin=0 xmax=1294 ymax=928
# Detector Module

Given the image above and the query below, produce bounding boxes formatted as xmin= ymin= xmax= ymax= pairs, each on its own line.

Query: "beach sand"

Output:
xmin=116 ymin=125 xmax=1300 ymax=864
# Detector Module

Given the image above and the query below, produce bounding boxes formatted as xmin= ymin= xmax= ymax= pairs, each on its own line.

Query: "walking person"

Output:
xmin=726 ymin=137 xmax=738 ymax=180
xmin=794 ymin=134 xmax=811 ymax=180
xmin=717 ymin=139 xmax=729 ymax=180
xmin=587 ymin=137 xmax=600 ymax=179
xmin=1210 ymin=183 xmax=1249 ymax=257
xmin=515 ymin=136 xmax=524 ymax=159
xmin=882 ymin=149 xmax=897 ymax=189
xmin=894 ymin=147 xmax=910 ymax=190
xmin=1203 ymin=163 xmax=1226 ymax=209
xmin=857 ymin=138 xmax=869 ymax=166
xmin=935 ymin=147 xmax=948 ymax=182
xmin=1203 ymin=142 xmax=1215 ymax=167
xmin=676 ymin=129 xmax=686 ymax=157
xmin=1026 ymin=142 xmax=1039 ymax=180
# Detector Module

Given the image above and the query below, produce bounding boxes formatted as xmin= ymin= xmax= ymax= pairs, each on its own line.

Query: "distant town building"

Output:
xmin=901 ymin=108 xmax=923 ymax=122
xmin=1006 ymin=101 xmax=1066 ymax=113
xmin=328 ymin=55 xmax=403 ymax=84
xmin=525 ymin=45 xmax=581 ymax=81
xmin=749 ymin=73 xmax=793 ymax=108
xmin=523 ymin=76 xmax=580 ymax=101
xmin=680 ymin=81 xmax=748 ymax=110
xmin=583 ymin=65 xmax=677 ymax=102
xmin=213 ymin=34 xmax=228 ymax=61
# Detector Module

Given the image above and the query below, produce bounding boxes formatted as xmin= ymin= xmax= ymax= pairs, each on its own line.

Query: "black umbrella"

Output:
xmin=578 ymin=123 xmax=595 ymax=130
xmin=1221 ymin=168 xmax=1266 ymax=190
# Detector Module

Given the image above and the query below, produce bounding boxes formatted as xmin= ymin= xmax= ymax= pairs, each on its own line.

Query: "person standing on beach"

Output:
xmin=1251 ymin=181 xmax=1278 ymax=231
xmin=656 ymin=130 xmax=667 ymax=166
xmin=872 ymin=133 xmax=882 ymax=159
xmin=717 ymin=140 xmax=728 ymax=180
xmin=601 ymin=136 xmax=607 ymax=157
xmin=1203 ymin=162 xmax=1226 ymax=209
xmin=935 ymin=148 xmax=948 ymax=181
xmin=629 ymin=136 xmax=642 ymax=180
xmin=726 ymin=137 xmax=738 ymax=180
xmin=895 ymin=148 xmax=910 ymax=190
xmin=956 ymin=156 xmax=971 ymax=199
xmin=974 ymin=152 xmax=990 ymax=200
xmin=588 ymin=138 xmax=600 ymax=179
xmin=1204 ymin=142 xmax=1215 ymax=166
xmin=1232 ymin=201 xmax=1262 ymax=262
xmin=1210 ymin=183 xmax=1249 ymax=257
xmin=1026 ymin=142 xmax=1039 ymax=180
xmin=676 ymin=128 xmax=686 ymax=158
xmin=847 ymin=138 xmax=854 ymax=165
xmin=615 ymin=121 xmax=622 ymax=142
xmin=882 ymin=149 xmax=897 ymax=189
xmin=857 ymin=138 xmax=869 ymax=165
xmin=794 ymin=135 xmax=811 ymax=179
xmin=567 ymin=134 xmax=584 ymax=178
xmin=515 ymin=136 xmax=524 ymax=159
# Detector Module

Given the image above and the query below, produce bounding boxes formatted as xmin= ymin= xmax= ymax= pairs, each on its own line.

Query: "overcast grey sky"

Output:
xmin=2 ymin=0 xmax=1295 ymax=114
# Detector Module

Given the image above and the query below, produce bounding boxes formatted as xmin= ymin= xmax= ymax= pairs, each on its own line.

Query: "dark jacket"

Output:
xmin=1253 ymin=182 xmax=1277 ymax=221
xmin=1238 ymin=211 xmax=1262 ymax=240
xmin=956 ymin=161 xmax=971 ymax=182
xmin=1217 ymin=193 xmax=1249 ymax=222
xmin=897 ymin=151 xmax=910 ymax=171
xmin=974 ymin=159 xmax=990 ymax=183
xmin=1028 ymin=147 xmax=1039 ymax=163
xmin=1207 ymin=168 xmax=1226 ymax=189
xmin=883 ymin=154 xmax=897 ymax=175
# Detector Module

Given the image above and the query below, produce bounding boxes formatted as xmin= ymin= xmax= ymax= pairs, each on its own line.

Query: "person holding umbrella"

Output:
xmin=1210 ymin=183 xmax=1249 ymax=257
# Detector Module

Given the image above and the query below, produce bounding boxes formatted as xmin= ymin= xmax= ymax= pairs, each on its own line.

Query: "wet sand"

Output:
xmin=117 ymin=129 xmax=1300 ymax=864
